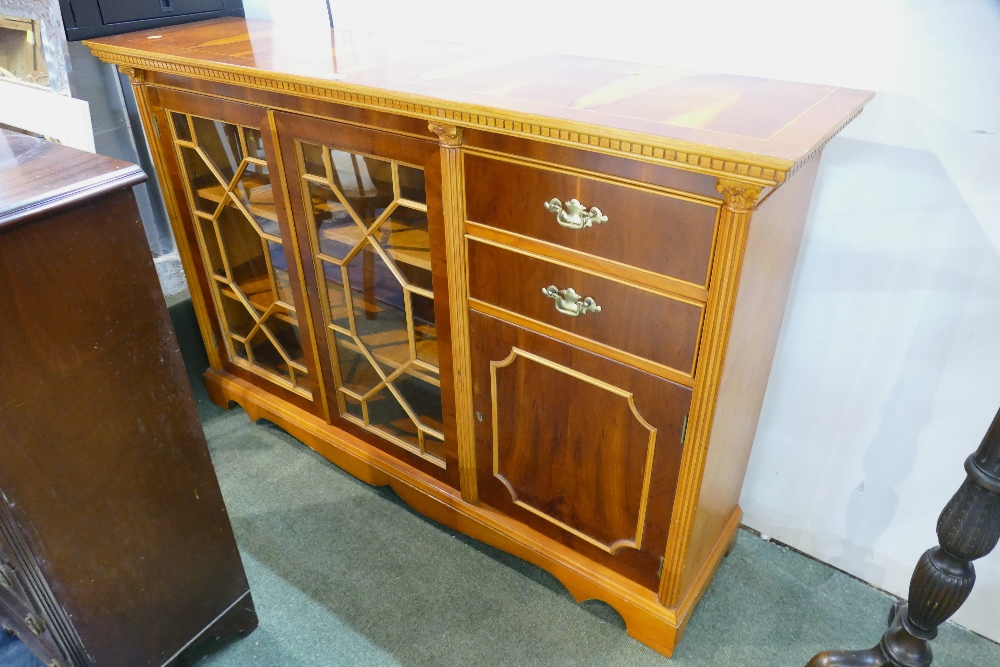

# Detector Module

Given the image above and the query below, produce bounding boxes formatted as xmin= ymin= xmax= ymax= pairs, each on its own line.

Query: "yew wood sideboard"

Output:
xmin=85 ymin=19 xmax=872 ymax=657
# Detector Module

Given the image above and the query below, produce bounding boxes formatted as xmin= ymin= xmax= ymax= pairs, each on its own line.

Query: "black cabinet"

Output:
xmin=60 ymin=0 xmax=243 ymax=41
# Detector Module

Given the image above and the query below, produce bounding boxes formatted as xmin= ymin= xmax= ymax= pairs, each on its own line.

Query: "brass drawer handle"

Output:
xmin=543 ymin=198 xmax=608 ymax=230
xmin=543 ymin=285 xmax=602 ymax=317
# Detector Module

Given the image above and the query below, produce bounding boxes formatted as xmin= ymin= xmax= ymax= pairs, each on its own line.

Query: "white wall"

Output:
xmin=0 ymin=79 xmax=94 ymax=151
xmin=247 ymin=0 xmax=1000 ymax=641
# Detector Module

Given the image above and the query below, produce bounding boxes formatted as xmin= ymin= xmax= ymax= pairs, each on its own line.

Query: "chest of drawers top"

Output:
xmin=85 ymin=17 xmax=871 ymax=186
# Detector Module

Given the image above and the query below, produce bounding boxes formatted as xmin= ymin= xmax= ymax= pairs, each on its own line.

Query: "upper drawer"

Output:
xmin=464 ymin=154 xmax=720 ymax=288
xmin=468 ymin=239 xmax=703 ymax=379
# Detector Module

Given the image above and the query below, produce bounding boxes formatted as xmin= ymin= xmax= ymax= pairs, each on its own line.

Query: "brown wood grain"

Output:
xmin=465 ymin=153 xmax=719 ymax=287
xmin=465 ymin=222 xmax=709 ymax=303
xmin=491 ymin=351 xmax=656 ymax=552
xmin=431 ymin=126 xmax=479 ymax=501
xmin=463 ymin=129 xmax=722 ymax=200
xmin=470 ymin=312 xmax=691 ymax=591
xmin=656 ymin=178 xmax=763 ymax=607
xmin=202 ymin=365 xmax=694 ymax=656
xmin=141 ymin=86 xmax=227 ymax=372
xmin=79 ymin=24 xmax=872 ymax=657
xmin=0 ymin=130 xmax=145 ymax=227
xmin=84 ymin=18 xmax=873 ymax=176
xmin=0 ymin=135 xmax=255 ymax=665
xmin=677 ymin=156 xmax=822 ymax=603
xmin=272 ymin=110 xmax=461 ymax=489
xmin=467 ymin=239 xmax=704 ymax=377
xmin=149 ymin=70 xmax=434 ymax=140
xmin=154 ymin=87 xmax=327 ymax=418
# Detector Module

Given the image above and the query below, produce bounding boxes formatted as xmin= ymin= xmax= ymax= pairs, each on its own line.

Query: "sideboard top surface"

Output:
xmin=0 ymin=130 xmax=146 ymax=228
xmin=85 ymin=18 xmax=872 ymax=183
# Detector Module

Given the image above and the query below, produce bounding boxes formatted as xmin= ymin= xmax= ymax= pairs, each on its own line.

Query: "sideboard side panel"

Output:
xmin=678 ymin=155 xmax=823 ymax=604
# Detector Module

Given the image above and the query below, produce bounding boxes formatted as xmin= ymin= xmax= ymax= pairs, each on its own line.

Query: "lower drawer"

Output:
xmin=469 ymin=311 xmax=692 ymax=591
xmin=467 ymin=238 xmax=704 ymax=379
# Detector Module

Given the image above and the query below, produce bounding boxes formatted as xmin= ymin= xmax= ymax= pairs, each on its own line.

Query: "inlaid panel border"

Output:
xmin=490 ymin=347 xmax=658 ymax=554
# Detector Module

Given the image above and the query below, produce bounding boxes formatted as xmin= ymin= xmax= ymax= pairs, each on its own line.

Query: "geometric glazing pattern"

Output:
xmin=169 ymin=111 xmax=312 ymax=398
xmin=296 ymin=140 xmax=444 ymax=466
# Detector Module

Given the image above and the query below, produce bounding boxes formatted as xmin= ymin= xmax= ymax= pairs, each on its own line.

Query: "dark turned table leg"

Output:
xmin=807 ymin=405 xmax=1000 ymax=667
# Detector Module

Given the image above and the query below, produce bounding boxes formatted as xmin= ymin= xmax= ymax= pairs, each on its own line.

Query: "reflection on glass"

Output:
xmin=397 ymin=164 xmax=426 ymax=204
xmin=309 ymin=180 xmax=362 ymax=260
xmin=234 ymin=161 xmax=280 ymax=237
xmin=171 ymin=112 xmax=192 ymax=142
xmin=329 ymin=149 xmax=393 ymax=225
xmin=393 ymin=367 xmax=443 ymax=430
xmin=198 ymin=217 xmax=225 ymax=277
xmin=424 ymin=435 xmax=445 ymax=462
xmin=323 ymin=265 xmax=351 ymax=331
xmin=0 ymin=17 xmax=49 ymax=88
xmin=410 ymin=292 xmax=438 ymax=367
xmin=333 ymin=331 xmax=381 ymax=396
xmin=374 ymin=206 xmax=433 ymax=292
xmin=344 ymin=394 xmax=364 ymax=421
xmin=298 ymin=140 xmax=443 ymax=466
xmin=222 ymin=294 xmax=255 ymax=338
xmin=268 ymin=241 xmax=294 ymax=305
xmin=348 ymin=245 xmax=409 ymax=375
xmin=301 ymin=142 xmax=326 ymax=176
xmin=368 ymin=386 xmax=420 ymax=452
xmin=243 ymin=127 xmax=266 ymax=161
xmin=216 ymin=203 xmax=270 ymax=307
xmin=190 ymin=116 xmax=243 ymax=184
xmin=178 ymin=146 xmax=219 ymax=216
xmin=170 ymin=111 xmax=312 ymax=398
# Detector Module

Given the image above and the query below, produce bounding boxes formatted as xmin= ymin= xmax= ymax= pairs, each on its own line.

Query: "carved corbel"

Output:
xmin=716 ymin=179 xmax=763 ymax=213
xmin=117 ymin=65 xmax=146 ymax=85
xmin=428 ymin=122 xmax=463 ymax=148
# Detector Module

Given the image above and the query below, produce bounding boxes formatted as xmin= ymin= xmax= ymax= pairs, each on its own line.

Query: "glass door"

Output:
xmin=274 ymin=112 xmax=457 ymax=484
xmin=156 ymin=90 xmax=322 ymax=415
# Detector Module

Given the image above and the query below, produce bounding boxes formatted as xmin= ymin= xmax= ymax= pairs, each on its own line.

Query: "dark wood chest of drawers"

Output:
xmin=0 ymin=130 xmax=256 ymax=666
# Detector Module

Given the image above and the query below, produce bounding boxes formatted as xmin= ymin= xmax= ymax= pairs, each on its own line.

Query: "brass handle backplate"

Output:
xmin=543 ymin=198 xmax=608 ymax=230
xmin=543 ymin=285 xmax=602 ymax=317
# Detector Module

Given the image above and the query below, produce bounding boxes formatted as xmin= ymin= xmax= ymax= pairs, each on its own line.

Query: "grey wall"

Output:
xmin=68 ymin=41 xmax=174 ymax=257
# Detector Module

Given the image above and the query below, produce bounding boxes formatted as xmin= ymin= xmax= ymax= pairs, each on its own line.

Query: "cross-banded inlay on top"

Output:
xmin=297 ymin=140 xmax=444 ymax=466
xmin=169 ymin=112 xmax=312 ymax=398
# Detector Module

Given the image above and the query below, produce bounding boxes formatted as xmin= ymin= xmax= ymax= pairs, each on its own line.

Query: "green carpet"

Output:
xmin=167 ymin=298 xmax=1000 ymax=667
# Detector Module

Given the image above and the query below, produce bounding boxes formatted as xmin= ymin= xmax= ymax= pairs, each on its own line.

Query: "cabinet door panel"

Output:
xmin=274 ymin=111 xmax=459 ymax=488
xmin=154 ymin=88 xmax=323 ymax=416
xmin=471 ymin=311 xmax=691 ymax=590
